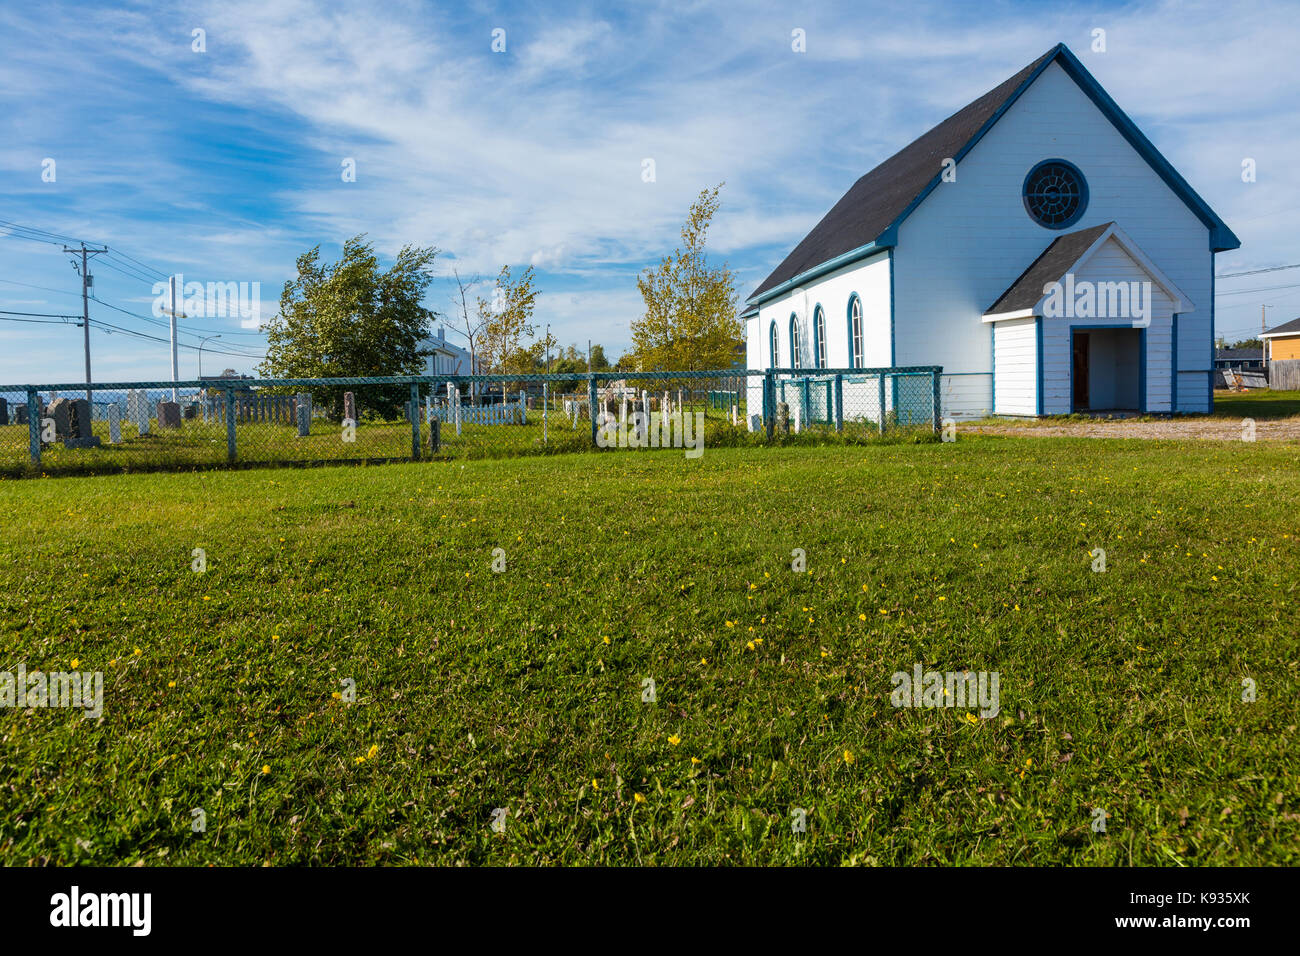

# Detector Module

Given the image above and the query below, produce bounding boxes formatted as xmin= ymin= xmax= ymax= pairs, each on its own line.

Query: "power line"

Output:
xmin=0 ymin=309 xmax=82 ymax=319
xmin=90 ymin=294 xmax=270 ymax=341
xmin=0 ymin=314 xmax=79 ymax=325
xmin=1215 ymin=282 xmax=1300 ymax=297
xmin=88 ymin=317 xmax=265 ymax=358
xmin=105 ymin=249 xmax=169 ymax=280
xmin=95 ymin=255 xmax=164 ymax=286
xmin=0 ymin=217 xmax=83 ymax=244
xmin=0 ymin=276 xmax=87 ymax=300
xmin=1216 ymin=263 xmax=1300 ymax=279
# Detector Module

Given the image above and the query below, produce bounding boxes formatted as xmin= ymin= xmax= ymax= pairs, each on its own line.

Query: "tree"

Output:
xmin=450 ymin=266 xmax=486 ymax=399
xmin=630 ymin=184 xmax=742 ymax=372
xmin=478 ymin=265 xmax=542 ymax=374
xmin=260 ymin=235 xmax=439 ymax=418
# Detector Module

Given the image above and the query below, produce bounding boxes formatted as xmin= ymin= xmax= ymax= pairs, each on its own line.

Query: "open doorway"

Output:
xmin=1071 ymin=328 xmax=1141 ymax=412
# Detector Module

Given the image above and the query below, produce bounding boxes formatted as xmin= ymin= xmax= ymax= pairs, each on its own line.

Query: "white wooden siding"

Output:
xmin=891 ymin=60 xmax=1214 ymax=415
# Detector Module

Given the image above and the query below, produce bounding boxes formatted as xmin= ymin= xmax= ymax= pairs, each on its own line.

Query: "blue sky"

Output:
xmin=1 ymin=0 xmax=1297 ymax=384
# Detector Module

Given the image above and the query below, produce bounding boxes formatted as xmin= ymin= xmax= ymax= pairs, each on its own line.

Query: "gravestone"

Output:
xmin=295 ymin=393 xmax=312 ymax=437
xmin=0 ymin=397 xmax=7 ymax=426
xmin=343 ymin=391 xmax=357 ymax=423
xmin=70 ymin=399 xmax=93 ymax=438
xmin=15 ymin=405 xmax=28 ymax=425
xmin=108 ymin=404 xmax=122 ymax=444
xmin=157 ymin=401 xmax=182 ymax=428
xmin=59 ymin=397 xmax=102 ymax=449
xmin=183 ymin=403 xmax=197 ymax=420
xmin=776 ymin=401 xmax=790 ymax=434
xmin=46 ymin=398 xmax=75 ymax=439
xmin=792 ymin=404 xmax=802 ymax=434
xmin=128 ymin=389 xmax=150 ymax=435
xmin=748 ymin=413 xmax=761 ymax=432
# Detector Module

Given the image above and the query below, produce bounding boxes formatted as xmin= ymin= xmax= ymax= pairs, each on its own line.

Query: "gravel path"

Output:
xmin=964 ymin=417 xmax=1300 ymax=442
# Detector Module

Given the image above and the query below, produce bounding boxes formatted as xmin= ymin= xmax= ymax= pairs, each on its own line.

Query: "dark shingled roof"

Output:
xmin=984 ymin=222 xmax=1113 ymax=314
xmin=1264 ymin=316 xmax=1300 ymax=337
xmin=748 ymin=47 xmax=1056 ymax=301
xmin=1216 ymin=348 xmax=1263 ymax=361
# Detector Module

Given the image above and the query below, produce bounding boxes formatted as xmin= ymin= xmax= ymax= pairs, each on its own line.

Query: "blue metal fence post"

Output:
xmin=931 ymin=368 xmax=942 ymax=435
xmin=26 ymin=388 xmax=40 ymax=464
xmin=587 ymin=374 xmax=598 ymax=447
xmin=833 ymin=374 xmax=843 ymax=432
xmin=410 ymin=382 xmax=421 ymax=460
xmin=764 ymin=370 xmax=775 ymax=440
xmin=877 ymin=373 xmax=886 ymax=436
xmin=225 ymin=387 xmax=237 ymax=462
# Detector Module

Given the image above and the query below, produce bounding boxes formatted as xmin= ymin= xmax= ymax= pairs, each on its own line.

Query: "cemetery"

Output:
xmin=0 ymin=368 xmax=943 ymax=476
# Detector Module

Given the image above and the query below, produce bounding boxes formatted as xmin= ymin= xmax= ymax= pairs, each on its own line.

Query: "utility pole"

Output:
xmin=62 ymin=243 xmax=109 ymax=402
xmin=161 ymin=276 xmax=186 ymax=401
xmin=1263 ymin=305 xmax=1272 ymax=374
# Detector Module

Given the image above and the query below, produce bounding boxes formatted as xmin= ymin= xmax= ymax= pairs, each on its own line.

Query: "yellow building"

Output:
xmin=1263 ymin=317 xmax=1300 ymax=361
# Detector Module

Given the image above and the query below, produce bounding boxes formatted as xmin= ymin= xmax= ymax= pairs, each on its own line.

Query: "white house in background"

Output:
xmin=743 ymin=43 xmax=1239 ymax=418
xmin=420 ymin=325 xmax=481 ymax=376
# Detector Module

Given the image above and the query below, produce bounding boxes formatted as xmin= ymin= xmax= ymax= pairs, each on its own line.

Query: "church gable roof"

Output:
xmin=748 ymin=43 xmax=1240 ymax=305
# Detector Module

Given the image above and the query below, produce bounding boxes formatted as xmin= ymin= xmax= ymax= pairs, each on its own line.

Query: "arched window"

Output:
xmin=789 ymin=314 xmax=802 ymax=370
xmin=813 ymin=306 xmax=827 ymax=369
xmin=848 ymin=295 xmax=864 ymax=369
xmin=769 ymin=321 xmax=779 ymax=368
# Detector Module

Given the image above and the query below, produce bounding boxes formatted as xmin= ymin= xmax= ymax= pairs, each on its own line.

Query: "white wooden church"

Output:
xmin=744 ymin=43 xmax=1238 ymax=418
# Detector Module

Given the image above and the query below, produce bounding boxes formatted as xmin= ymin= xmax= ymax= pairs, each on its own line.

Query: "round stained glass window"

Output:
xmin=1023 ymin=159 xmax=1087 ymax=229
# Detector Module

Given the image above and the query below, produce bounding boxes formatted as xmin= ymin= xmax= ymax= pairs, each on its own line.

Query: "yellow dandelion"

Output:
xmin=70 ymin=658 xmax=79 ymax=669
xmin=843 ymin=750 xmax=855 ymax=764
xmin=633 ymin=792 xmax=646 ymax=803
xmin=261 ymin=765 xmax=270 ymax=774
xmin=668 ymin=735 xmax=681 ymax=746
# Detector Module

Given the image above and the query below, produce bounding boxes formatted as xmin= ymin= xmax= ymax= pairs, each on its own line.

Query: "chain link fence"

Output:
xmin=0 ymin=366 xmax=942 ymax=477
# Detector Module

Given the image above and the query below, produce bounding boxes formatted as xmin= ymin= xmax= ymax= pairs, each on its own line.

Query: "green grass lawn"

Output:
xmin=1211 ymin=388 xmax=1300 ymax=419
xmin=1 ymin=436 xmax=1296 ymax=865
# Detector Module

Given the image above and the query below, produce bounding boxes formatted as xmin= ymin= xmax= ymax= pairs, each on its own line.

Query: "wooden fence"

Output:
xmin=1269 ymin=360 xmax=1300 ymax=391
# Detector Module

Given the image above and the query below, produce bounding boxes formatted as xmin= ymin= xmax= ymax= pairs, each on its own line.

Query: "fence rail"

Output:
xmin=0 ymin=366 xmax=944 ymax=477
